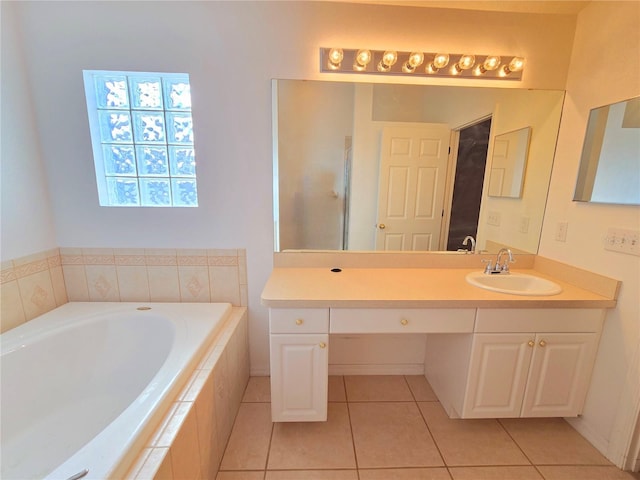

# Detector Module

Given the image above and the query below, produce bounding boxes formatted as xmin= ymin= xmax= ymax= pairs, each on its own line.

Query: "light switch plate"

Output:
xmin=555 ymin=222 xmax=568 ymax=242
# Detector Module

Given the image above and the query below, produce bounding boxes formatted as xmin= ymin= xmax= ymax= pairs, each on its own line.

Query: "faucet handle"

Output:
xmin=481 ymin=259 xmax=493 ymax=274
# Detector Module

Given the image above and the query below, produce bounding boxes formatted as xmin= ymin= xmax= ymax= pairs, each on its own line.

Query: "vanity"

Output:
xmin=261 ymin=254 xmax=619 ymax=422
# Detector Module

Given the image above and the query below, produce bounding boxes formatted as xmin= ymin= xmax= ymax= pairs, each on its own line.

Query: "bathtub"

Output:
xmin=0 ymin=301 xmax=232 ymax=480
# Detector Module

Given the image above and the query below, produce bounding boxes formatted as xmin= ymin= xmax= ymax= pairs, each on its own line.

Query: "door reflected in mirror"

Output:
xmin=574 ymin=96 xmax=640 ymax=205
xmin=488 ymin=126 xmax=531 ymax=198
xmin=273 ymin=80 xmax=564 ymax=254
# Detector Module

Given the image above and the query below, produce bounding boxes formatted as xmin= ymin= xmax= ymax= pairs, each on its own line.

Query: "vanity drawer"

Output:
xmin=270 ymin=308 xmax=330 ymax=334
xmin=330 ymin=308 xmax=475 ymax=334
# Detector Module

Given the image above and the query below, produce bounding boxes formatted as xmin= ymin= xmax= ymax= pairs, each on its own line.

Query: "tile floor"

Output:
xmin=216 ymin=376 xmax=637 ymax=480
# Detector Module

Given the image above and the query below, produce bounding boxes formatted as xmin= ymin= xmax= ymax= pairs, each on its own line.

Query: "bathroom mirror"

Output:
xmin=488 ymin=127 xmax=531 ymax=198
xmin=573 ymin=96 xmax=640 ymax=205
xmin=273 ymin=79 xmax=565 ymax=254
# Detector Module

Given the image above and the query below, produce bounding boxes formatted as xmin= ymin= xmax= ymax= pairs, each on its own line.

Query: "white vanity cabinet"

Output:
xmin=269 ymin=308 xmax=329 ymax=422
xmin=462 ymin=332 xmax=599 ymax=418
xmin=427 ymin=308 xmax=605 ymax=419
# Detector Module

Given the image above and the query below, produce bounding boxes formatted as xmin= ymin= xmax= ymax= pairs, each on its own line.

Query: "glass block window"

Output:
xmin=83 ymin=70 xmax=198 ymax=207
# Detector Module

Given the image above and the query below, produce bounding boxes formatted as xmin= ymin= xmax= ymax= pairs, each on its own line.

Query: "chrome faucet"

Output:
xmin=462 ymin=235 xmax=476 ymax=254
xmin=483 ymin=248 xmax=515 ymax=274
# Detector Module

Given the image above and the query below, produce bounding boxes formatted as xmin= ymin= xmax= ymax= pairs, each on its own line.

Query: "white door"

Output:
xmin=522 ymin=333 xmax=598 ymax=417
xmin=376 ymin=124 xmax=451 ymax=250
xmin=462 ymin=333 xmax=534 ymax=418
xmin=270 ymin=333 xmax=329 ymax=422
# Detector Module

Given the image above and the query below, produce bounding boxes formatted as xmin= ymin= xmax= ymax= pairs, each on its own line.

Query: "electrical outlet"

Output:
xmin=605 ymin=228 xmax=640 ymax=256
xmin=519 ymin=216 xmax=530 ymax=234
xmin=555 ymin=222 xmax=568 ymax=242
xmin=487 ymin=211 xmax=501 ymax=226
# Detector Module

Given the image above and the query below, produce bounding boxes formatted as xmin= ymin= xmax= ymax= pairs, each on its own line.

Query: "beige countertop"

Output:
xmin=261 ymin=267 xmax=617 ymax=309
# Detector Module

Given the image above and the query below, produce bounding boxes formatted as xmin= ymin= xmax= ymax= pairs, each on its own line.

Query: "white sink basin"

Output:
xmin=465 ymin=271 xmax=562 ymax=296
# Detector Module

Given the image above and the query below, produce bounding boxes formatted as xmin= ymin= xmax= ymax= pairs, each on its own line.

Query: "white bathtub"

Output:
xmin=0 ymin=302 xmax=232 ymax=480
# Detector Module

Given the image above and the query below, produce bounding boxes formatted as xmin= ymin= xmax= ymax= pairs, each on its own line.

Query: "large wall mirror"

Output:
xmin=573 ymin=96 xmax=640 ymax=205
xmin=273 ymin=79 xmax=565 ymax=254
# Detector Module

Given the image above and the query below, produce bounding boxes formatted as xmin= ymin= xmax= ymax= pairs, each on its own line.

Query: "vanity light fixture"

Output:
xmin=320 ymin=48 xmax=524 ymax=80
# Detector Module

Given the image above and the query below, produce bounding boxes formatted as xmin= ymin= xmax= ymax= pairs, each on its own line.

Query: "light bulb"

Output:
xmin=475 ymin=55 xmax=501 ymax=75
xmin=327 ymin=48 xmax=344 ymax=70
xmin=353 ymin=49 xmax=372 ymax=71
xmin=402 ymin=51 xmax=424 ymax=73
xmin=382 ymin=51 xmax=398 ymax=67
xmin=426 ymin=53 xmax=449 ymax=74
xmin=502 ymin=56 xmax=525 ymax=75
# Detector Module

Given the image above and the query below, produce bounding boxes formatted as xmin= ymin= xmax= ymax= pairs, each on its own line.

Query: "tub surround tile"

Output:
xmin=499 ymin=417 xmax=613 ymax=465
xmin=147 ymin=266 xmax=181 ymax=302
xmin=345 ymin=375 xmax=414 ymax=402
xmin=418 ymin=402 xmax=529 ymax=467
xmin=268 ymin=403 xmax=357 ymax=470
xmin=61 ymin=265 xmax=90 ymax=301
xmin=178 ymin=266 xmax=210 ymax=302
xmin=168 ymin=402 xmax=202 ymax=480
xmin=220 ymin=403 xmax=273 ymax=470
xmin=17 ymin=269 xmax=57 ymax=320
xmin=127 ymin=448 xmax=174 ymax=480
xmin=117 ymin=265 xmax=151 ymax=302
xmin=116 ymin=254 xmax=147 ymax=266
xmin=49 ymin=265 xmax=68 ymax=306
xmin=195 ymin=369 xmax=221 ymax=480
xmin=448 ymin=466 xmax=544 ymax=479
xmin=209 ymin=265 xmax=241 ymax=305
xmin=153 ymin=449 xmax=174 ymax=480
xmin=349 ymin=402 xmax=444 ymax=468
xmin=0 ymin=280 xmax=26 ymax=332
xmin=85 ymin=265 xmax=120 ymax=301
xmin=358 ymin=468 xmax=451 ymax=480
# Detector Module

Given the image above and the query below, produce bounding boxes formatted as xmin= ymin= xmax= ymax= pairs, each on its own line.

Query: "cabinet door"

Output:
xmin=462 ymin=333 xmax=534 ymax=418
xmin=522 ymin=333 xmax=598 ymax=417
xmin=270 ymin=333 xmax=329 ymax=422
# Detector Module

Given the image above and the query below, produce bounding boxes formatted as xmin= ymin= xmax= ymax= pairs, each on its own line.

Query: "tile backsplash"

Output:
xmin=0 ymin=247 xmax=247 ymax=333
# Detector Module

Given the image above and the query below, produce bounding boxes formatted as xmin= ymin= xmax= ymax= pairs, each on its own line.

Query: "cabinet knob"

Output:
xmin=539 ymin=340 xmax=547 ymax=347
xmin=528 ymin=340 xmax=535 ymax=347
xmin=295 ymin=318 xmax=304 ymax=325
xmin=400 ymin=318 xmax=409 ymax=326
xmin=319 ymin=342 xmax=327 ymax=349
xmin=378 ymin=223 xmax=386 ymax=230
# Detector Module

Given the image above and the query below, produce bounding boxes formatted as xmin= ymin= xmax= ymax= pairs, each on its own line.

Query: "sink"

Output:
xmin=465 ymin=271 xmax=562 ymax=296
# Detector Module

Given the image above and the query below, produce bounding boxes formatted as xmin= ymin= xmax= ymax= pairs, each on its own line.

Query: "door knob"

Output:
xmin=378 ymin=223 xmax=386 ymax=229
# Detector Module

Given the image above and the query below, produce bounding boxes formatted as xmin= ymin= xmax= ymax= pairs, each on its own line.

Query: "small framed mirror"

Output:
xmin=573 ymin=96 xmax=640 ymax=205
xmin=487 ymin=126 xmax=531 ymax=198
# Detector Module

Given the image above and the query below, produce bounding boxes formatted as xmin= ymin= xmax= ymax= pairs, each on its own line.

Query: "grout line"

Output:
xmin=343 ymin=376 xmax=361 ymax=480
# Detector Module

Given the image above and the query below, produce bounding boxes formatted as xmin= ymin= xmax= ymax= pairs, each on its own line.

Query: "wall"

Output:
xmin=538 ymin=1 xmax=640 ymax=468
xmin=4 ymin=1 xmax=578 ymax=379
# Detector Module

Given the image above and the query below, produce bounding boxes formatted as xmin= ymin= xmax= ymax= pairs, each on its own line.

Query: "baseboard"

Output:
xmin=565 ymin=416 xmax=610 ymax=458
xmin=328 ymin=363 xmax=424 ymax=375
xmin=250 ymin=366 xmax=271 ymax=376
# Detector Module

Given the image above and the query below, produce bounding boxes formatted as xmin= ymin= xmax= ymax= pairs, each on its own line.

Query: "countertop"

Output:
xmin=261 ymin=267 xmax=617 ymax=309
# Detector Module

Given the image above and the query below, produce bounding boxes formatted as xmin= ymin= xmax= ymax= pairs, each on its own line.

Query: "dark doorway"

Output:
xmin=447 ymin=118 xmax=492 ymax=251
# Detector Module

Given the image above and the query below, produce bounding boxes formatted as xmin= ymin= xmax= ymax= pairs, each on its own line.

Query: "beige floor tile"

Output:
xmin=329 ymin=375 xmax=347 ymax=402
xmin=359 ymin=467 xmax=451 ymax=479
xmin=418 ymin=402 xmax=529 ymax=467
xmin=266 ymin=470 xmax=358 ymax=479
xmin=499 ymin=418 xmax=612 ymax=465
xmin=349 ymin=402 xmax=444 ymax=468
xmin=405 ymin=375 xmax=439 ymax=401
xmin=267 ymin=403 xmax=356 ymax=470
xmin=220 ymin=403 xmax=273 ymax=470
xmin=345 ymin=375 xmax=414 ymax=401
xmin=537 ymin=465 xmax=636 ymax=479
xmin=449 ymin=466 xmax=543 ymax=479
xmin=216 ymin=472 xmax=265 ymax=480
xmin=242 ymin=376 xmax=271 ymax=402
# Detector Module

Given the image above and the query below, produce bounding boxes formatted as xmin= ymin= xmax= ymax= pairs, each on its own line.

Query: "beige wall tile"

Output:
xmin=49 ymin=265 xmax=68 ymax=306
xmin=62 ymin=265 xmax=90 ymax=301
xmin=117 ymin=266 xmax=151 ymax=302
xmin=18 ymin=270 xmax=56 ymax=320
xmin=85 ymin=265 xmax=120 ymax=301
xmin=169 ymin=402 xmax=202 ymax=480
xmin=178 ymin=266 xmax=210 ymax=302
xmin=195 ymin=370 xmax=220 ymax=480
xmin=153 ymin=448 xmax=174 ymax=480
xmin=1 ymin=280 xmax=26 ymax=332
xmin=147 ymin=266 xmax=180 ymax=302
xmin=209 ymin=265 xmax=240 ymax=305
xmin=213 ymin=348 xmax=233 ymax=448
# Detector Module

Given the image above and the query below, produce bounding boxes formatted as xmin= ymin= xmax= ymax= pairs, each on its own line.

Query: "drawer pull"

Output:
xmin=319 ymin=342 xmax=327 ymax=349
xmin=400 ymin=318 xmax=409 ymax=326
xmin=527 ymin=340 xmax=535 ymax=347
xmin=295 ymin=318 xmax=304 ymax=325
xmin=539 ymin=340 xmax=547 ymax=347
